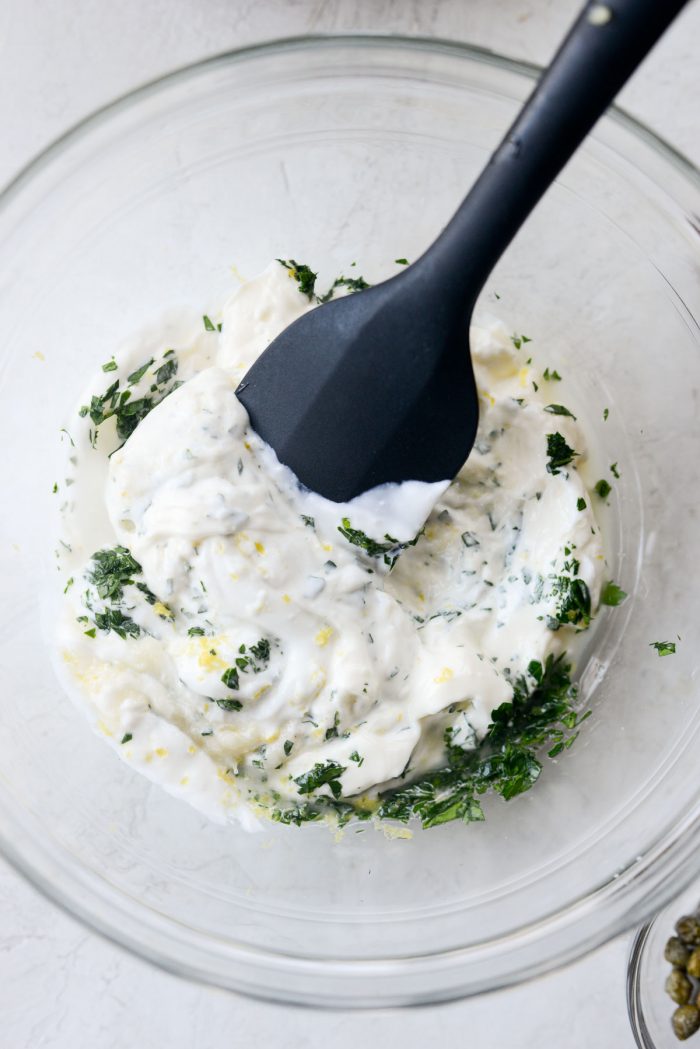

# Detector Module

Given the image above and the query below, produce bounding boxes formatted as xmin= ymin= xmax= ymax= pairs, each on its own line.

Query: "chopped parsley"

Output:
xmin=187 ymin=626 xmax=205 ymax=637
xmin=87 ymin=546 xmax=141 ymax=602
xmin=551 ymin=576 xmax=591 ymax=628
xmin=395 ymin=257 xmax=409 ymax=265
xmin=127 ymin=358 xmax=153 ymax=385
xmin=349 ymin=751 xmax=364 ymax=766
xmin=610 ymin=462 xmax=621 ymax=479
xmin=511 ymin=334 xmax=532 ymax=350
xmin=268 ymin=657 xmax=587 ymax=829
xmin=324 ymin=711 xmax=340 ymax=740
xmin=155 ymin=358 xmax=177 ymax=386
xmin=377 ymin=654 xmax=585 ymax=827
xmin=600 ymin=581 xmax=627 ymax=606
xmin=80 ymin=547 xmax=170 ymax=640
xmin=102 ymin=359 xmax=118 ymax=372
xmin=546 ymin=432 xmax=578 ymax=475
xmin=337 ymin=517 xmax=420 ymax=568
xmin=202 ymin=315 xmax=222 ymax=332
xmin=216 ymin=697 xmax=243 ymax=711
xmin=93 ymin=608 xmax=140 ymax=639
xmin=300 ymin=515 xmax=315 ymax=528
xmin=318 ymin=274 xmax=371 ymax=304
xmin=221 ymin=667 xmax=240 ymax=690
xmin=594 ymin=479 xmax=612 ymax=499
xmin=577 ymin=497 xmax=586 ymax=511
xmin=250 ymin=638 xmax=271 ymax=665
xmin=603 ymin=408 xmax=609 ymax=421
xmin=544 ymin=404 xmax=576 ymax=420
xmin=650 ymin=641 xmax=676 ymax=657
xmin=543 ymin=368 xmax=562 ymax=382
xmin=294 ymin=760 xmax=346 ymax=800
xmin=220 ymin=638 xmax=270 ymax=693
xmin=277 ymin=258 xmax=317 ymax=300
xmin=283 ymin=740 xmax=294 ymax=757
xmin=79 ymin=351 xmax=180 ymax=447
xmin=120 ymin=733 xmax=133 ymax=744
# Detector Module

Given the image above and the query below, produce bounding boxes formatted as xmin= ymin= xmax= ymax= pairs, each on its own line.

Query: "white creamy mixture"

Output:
xmin=55 ymin=262 xmax=606 ymax=830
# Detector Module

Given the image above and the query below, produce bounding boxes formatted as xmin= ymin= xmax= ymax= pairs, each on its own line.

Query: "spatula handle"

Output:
xmin=424 ymin=0 xmax=690 ymax=308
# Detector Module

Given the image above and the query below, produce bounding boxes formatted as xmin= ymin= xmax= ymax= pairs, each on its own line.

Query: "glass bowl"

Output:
xmin=1 ymin=36 xmax=699 ymax=1008
xmin=628 ymin=882 xmax=700 ymax=1048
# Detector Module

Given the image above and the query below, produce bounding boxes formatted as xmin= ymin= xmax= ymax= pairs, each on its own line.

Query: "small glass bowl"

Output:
xmin=628 ymin=881 xmax=700 ymax=1048
xmin=0 ymin=36 xmax=699 ymax=1008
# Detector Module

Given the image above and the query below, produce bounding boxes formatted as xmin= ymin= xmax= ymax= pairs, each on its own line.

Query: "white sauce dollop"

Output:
xmin=55 ymin=262 xmax=605 ymax=828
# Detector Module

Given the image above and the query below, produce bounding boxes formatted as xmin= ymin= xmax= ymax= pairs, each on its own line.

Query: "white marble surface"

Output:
xmin=1 ymin=1 xmax=697 ymax=1045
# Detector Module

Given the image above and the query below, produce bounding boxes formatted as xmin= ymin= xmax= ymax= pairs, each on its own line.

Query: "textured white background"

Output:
xmin=1 ymin=2 xmax=697 ymax=1046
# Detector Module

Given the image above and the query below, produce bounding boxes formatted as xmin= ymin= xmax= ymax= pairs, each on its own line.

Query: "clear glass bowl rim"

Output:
xmin=2 ymin=33 xmax=700 ymax=1009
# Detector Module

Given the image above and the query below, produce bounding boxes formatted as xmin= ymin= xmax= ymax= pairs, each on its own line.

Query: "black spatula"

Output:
xmin=237 ymin=0 xmax=688 ymax=505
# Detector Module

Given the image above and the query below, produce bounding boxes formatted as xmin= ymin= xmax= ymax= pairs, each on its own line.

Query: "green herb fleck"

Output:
xmin=187 ymin=626 xmax=205 ymax=637
xmin=600 ymin=581 xmax=627 ymax=606
xmin=543 ymin=368 xmax=562 ymax=381
xmin=546 ymin=433 xmax=578 ymax=475
xmin=87 ymin=546 xmax=141 ymax=602
xmin=544 ymin=404 xmax=576 ymax=420
xmin=318 ymin=274 xmax=371 ymax=303
xmin=594 ymin=479 xmax=612 ymax=499
xmin=121 ymin=733 xmax=133 ymax=744
xmin=221 ymin=667 xmax=240 ymax=690
xmin=216 ymin=697 xmax=243 ymax=711
xmin=294 ymin=760 xmax=346 ymax=800
xmin=349 ymin=751 xmax=364 ymax=766
xmin=603 ymin=408 xmax=609 ymax=421
xmin=102 ymin=360 xmax=118 ymax=372
xmin=395 ymin=258 xmax=409 ymax=265
xmin=52 ymin=482 xmax=58 ymax=494
xmin=338 ymin=517 xmax=420 ymax=568
xmin=93 ymin=609 xmax=140 ymax=639
xmin=277 ymin=258 xmax=318 ymax=300
xmin=650 ymin=640 xmax=676 ymax=657
xmin=220 ymin=638 xmax=269 ymax=691
xmin=610 ymin=462 xmax=620 ymax=479
xmin=551 ymin=576 xmax=591 ymax=628
xmin=79 ymin=353 xmax=179 ymax=447
xmin=283 ymin=740 xmax=294 ymax=757
xmin=250 ymin=638 xmax=271 ymax=666
xmin=301 ymin=515 xmax=315 ymax=528
xmin=155 ymin=357 xmax=178 ymax=386
xmin=127 ymin=358 xmax=154 ymax=385
xmin=325 ymin=712 xmax=340 ymax=740
xmin=84 ymin=627 xmax=97 ymax=638
xmin=577 ymin=497 xmax=586 ymax=511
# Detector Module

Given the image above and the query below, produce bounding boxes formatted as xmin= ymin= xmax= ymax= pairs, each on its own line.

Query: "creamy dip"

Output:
xmin=55 ymin=261 xmax=606 ymax=830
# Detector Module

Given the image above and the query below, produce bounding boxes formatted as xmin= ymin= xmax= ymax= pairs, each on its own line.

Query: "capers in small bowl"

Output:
xmin=676 ymin=917 xmax=700 ymax=947
xmin=663 ymin=907 xmax=700 ymax=1040
xmin=673 ymin=1005 xmax=700 ymax=1041
xmin=668 ymin=937 xmax=693 ymax=968
xmin=667 ymin=969 xmax=693 ymax=1006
